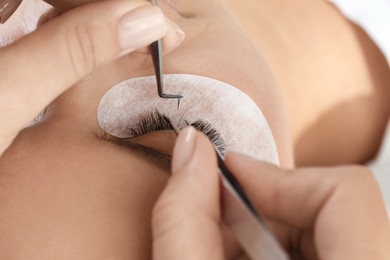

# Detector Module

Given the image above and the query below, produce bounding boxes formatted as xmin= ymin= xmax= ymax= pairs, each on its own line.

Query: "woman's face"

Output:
xmin=0 ymin=0 xmax=292 ymax=258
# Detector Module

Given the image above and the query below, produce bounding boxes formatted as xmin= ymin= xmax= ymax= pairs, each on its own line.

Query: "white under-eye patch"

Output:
xmin=97 ymin=74 xmax=279 ymax=165
xmin=0 ymin=0 xmax=50 ymax=47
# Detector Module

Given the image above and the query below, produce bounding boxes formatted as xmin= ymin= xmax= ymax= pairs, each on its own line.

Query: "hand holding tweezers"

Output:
xmin=168 ymin=120 xmax=289 ymax=260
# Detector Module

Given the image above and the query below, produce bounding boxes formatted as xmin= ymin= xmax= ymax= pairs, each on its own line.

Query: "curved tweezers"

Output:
xmin=150 ymin=0 xmax=182 ymax=99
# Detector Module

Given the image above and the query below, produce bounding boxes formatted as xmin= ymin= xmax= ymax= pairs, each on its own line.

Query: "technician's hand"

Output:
xmin=0 ymin=0 xmax=184 ymax=156
xmin=153 ymin=127 xmax=390 ymax=260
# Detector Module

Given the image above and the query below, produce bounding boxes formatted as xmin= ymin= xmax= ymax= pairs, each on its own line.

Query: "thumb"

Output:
xmin=152 ymin=127 xmax=224 ymax=260
xmin=0 ymin=0 xmax=177 ymax=153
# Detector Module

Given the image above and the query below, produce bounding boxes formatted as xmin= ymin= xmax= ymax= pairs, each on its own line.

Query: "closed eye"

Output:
xmin=127 ymin=109 xmax=226 ymax=155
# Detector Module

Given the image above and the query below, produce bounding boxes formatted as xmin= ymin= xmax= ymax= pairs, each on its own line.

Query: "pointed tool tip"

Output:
xmin=177 ymin=98 xmax=181 ymax=110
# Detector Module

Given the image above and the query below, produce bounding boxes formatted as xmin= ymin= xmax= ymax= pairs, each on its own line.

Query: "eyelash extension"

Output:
xmin=129 ymin=109 xmax=226 ymax=154
xmin=190 ymin=120 xmax=226 ymax=155
xmin=129 ymin=109 xmax=174 ymax=137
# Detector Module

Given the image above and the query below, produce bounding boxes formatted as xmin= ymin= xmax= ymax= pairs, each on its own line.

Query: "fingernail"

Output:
xmin=133 ymin=19 xmax=185 ymax=55
xmin=118 ymin=6 xmax=167 ymax=53
xmin=172 ymin=127 xmax=197 ymax=173
xmin=163 ymin=18 xmax=185 ymax=52
xmin=0 ymin=0 xmax=23 ymax=24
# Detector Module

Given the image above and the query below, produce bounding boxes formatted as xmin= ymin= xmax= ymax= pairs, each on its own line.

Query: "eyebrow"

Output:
xmin=99 ymin=133 xmax=172 ymax=173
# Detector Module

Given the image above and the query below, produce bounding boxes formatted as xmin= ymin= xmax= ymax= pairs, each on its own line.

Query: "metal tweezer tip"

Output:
xmin=149 ymin=0 xmax=182 ymax=99
xmin=150 ymin=40 xmax=182 ymax=99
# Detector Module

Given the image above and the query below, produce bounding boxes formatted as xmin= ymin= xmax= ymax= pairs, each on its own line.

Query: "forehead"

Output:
xmin=0 ymin=0 xmax=50 ymax=47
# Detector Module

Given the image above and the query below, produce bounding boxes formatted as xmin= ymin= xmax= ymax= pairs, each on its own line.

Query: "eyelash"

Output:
xmin=128 ymin=109 xmax=226 ymax=154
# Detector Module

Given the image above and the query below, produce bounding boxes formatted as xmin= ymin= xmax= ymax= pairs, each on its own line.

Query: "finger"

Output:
xmin=43 ymin=0 xmax=216 ymax=17
xmin=36 ymin=10 xmax=184 ymax=54
xmin=225 ymin=153 xmax=390 ymax=259
xmin=0 ymin=1 xmax=172 ymax=154
xmin=43 ymin=0 xmax=97 ymax=12
xmin=152 ymin=127 xmax=224 ymax=260
xmin=225 ymin=154 xmax=328 ymax=228
xmin=136 ymin=18 xmax=185 ymax=54
xmin=162 ymin=18 xmax=185 ymax=52
xmin=221 ymin=224 xmax=244 ymax=260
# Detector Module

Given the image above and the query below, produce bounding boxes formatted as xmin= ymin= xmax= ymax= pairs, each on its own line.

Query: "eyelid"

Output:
xmin=128 ymin=109 xmax=226 ymax=155
xmin=98 ymin=109 xmax=226 ymax=156
xmin=98 ymin=131 xmax=172 ymax=157
xmin=97 ymin=131 xmax=173 ymax=172
xmin=97 ymin=131 xmax=140 ymax=152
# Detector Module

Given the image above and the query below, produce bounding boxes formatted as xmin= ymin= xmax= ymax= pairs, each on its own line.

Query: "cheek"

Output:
xmin=0 ymin=126 xmax=169 ymax=259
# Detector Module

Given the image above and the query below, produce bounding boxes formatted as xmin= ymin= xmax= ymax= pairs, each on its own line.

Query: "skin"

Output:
xmin=154 ymin=128 xmax=390 ymax=259
xmin=4 ymin=0 xmax=389 ymax=163
xmin=0 ymin=0 xmax=291 ymax=258
xmin=2 ymin=1 xmax=389 ymax=164
xmin=0 ymin=0 xmax=388 ymax=259
xmin=226 ymin=0 xmax=390 ymax=165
